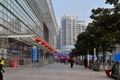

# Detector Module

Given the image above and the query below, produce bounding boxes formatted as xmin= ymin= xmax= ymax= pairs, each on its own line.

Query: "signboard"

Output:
xmin=31 ymin=49 xmax=40 ymax=62
xmin=12 ymin=50 xmax=22 ymax=54
xmin=54 ymin=53 xmax=70 ymax=58
xmin=114 ymin=53 xmax=120 ymax=62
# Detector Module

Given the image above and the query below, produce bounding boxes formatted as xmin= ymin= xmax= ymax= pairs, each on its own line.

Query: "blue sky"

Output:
xmin=51 ymin=0 xmax=113 ymax=27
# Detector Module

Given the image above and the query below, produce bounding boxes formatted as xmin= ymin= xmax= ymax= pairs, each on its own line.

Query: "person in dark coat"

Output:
xmin=0 ymin=60 xmax=5 ymax=80
xmin=69 ymin=57 xmax=74 ymax=68
xmin=84 ymin=57 xmax=88 ymax=69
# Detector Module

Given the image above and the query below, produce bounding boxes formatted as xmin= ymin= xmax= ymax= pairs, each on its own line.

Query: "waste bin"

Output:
xmin=11 ymin=61 xmax=17 ymax=68
xmin=105 ymin=69 xmax=111 ymax=76
xmin=19 ymin=60 xmax=24 ymax=65
xmin=93 ymin=62 xmax=100 ymax=71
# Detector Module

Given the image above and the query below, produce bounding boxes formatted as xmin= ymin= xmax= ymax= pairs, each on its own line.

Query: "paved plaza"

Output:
xmin=3 ymin=63 xmax=114 ymax=80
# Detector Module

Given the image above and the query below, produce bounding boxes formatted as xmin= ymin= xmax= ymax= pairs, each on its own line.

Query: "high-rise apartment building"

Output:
xmin=60 ymin=14 xmax=86 ymax=49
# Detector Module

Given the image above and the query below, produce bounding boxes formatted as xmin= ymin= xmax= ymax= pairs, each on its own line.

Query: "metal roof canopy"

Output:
xmin=36 ymin=0 xmax=59 ymax=36
xmin=0 ymin=35 xmax=35 ymax=38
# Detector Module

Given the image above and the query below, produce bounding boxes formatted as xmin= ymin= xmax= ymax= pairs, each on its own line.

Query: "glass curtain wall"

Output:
xmin=0 ymin=0 xmax=43 ymax=59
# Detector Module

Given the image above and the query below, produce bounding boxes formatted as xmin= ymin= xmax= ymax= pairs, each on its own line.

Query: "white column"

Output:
xmin=87 ymin=50 xmax=89 ymax=66
xmin=94 ymin=48 xmax=96 ymax=61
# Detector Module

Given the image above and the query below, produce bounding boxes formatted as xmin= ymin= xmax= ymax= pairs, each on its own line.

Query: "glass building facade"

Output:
xmin=0 ymin=0 xmax=58 ymax=66
xmin=0 ymin=0 xmax=43 ymax=59
xmin=0 ymin=0 xmax=43 ymax=36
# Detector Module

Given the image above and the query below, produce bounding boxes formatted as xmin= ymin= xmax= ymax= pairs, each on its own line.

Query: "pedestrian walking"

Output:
xmin=84 ymin=57 xmax=88 ymax=69
xmin=69 ymin=57 xmax=74 ymax=68
xmin=0 ymin=57 xmax=4 ymax=67
xmin=0 ymin=59 xmax=5 ymax=80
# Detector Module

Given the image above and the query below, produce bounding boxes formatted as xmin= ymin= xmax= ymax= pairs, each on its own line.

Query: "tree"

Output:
xmin=88 ymin=0 xmax=120 ymax=61
xmin=73 ymin=0 xmax=120 ymax=62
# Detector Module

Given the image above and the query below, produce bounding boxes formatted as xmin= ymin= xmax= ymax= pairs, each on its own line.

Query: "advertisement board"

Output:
xmin=31 ymin=49 xmax=40 ymax=62
xmin=114 ymin=53 xmax=120 ymax=62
